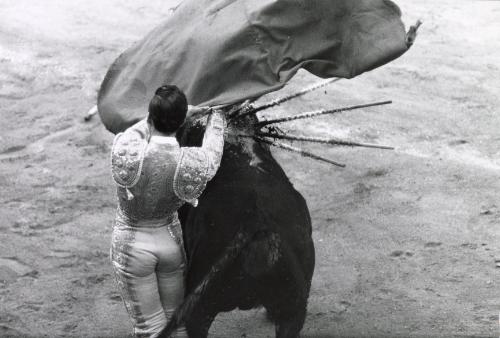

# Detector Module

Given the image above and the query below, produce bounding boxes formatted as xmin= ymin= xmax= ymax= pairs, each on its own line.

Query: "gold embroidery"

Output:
xmin=173 ymin=112 xmax=225 ymax=206
xmin=111 ymin=120 xmax=149 ymax=189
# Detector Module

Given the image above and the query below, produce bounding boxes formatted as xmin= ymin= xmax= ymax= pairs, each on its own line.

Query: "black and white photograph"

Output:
xmin=0 ymin=0 xmax=498 ymax=337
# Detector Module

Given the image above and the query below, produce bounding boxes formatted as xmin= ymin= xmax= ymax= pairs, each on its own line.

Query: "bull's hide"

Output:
xmin=98 ymin=0 xmax=410 ymax=134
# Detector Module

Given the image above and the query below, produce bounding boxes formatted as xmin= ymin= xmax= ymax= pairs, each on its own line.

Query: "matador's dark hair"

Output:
xmin=148 ymin=85 xmax=188 ymax=133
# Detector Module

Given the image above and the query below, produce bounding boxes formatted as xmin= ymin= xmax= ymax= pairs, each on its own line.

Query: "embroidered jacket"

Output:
xmin=111 ymin=112 xmax=225 ymax=223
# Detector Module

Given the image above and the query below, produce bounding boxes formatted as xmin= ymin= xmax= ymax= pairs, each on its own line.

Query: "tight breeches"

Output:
xmin=111 ymin=217 xmax=187 ymax=338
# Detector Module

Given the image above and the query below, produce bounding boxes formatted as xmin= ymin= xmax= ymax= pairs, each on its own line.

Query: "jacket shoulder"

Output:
xmin=173 ymin=147 xmax=210 ymax=206
xmin=111 ymin=120 xmax=149 ymax=188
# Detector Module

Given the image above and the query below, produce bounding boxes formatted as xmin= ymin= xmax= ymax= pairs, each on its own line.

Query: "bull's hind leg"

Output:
xmin=259 ymin=247 xmax=311 ymax=338
xmin=242 ymin=230 xmax=312 ymax=337
xmin=270 ymin=296 xmax=307 ymax=338
xmin=185 ymin=307 xmax=215 ymax=338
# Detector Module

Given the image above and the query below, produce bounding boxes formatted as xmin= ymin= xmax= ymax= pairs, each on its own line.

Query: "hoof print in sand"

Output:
xmin=424 ymin=242 xmax=442 ymax=248
xmin=390 ymin=250 xmax=414 ymax=258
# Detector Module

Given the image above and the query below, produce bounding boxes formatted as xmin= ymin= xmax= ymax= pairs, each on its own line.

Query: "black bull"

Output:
xmin=159 ymin=111 xmax=315 ymax=337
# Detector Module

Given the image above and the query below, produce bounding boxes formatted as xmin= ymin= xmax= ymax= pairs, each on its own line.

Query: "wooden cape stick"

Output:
xmin=255 ymin=100 xmax=392 ymax=127
xmin=233 ymin=78 xmax=340 ymax=120
xmin=84 ymin=105 xmax=98 ymax=122
xmin=256 ymin=133 xmax=394 ymax=150
xmin=253 ymin=136 xmax=346 ymax=167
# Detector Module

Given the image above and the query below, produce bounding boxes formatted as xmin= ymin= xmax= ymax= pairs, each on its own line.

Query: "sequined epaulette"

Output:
xmin=173 ymin=148 xmax=210 ymax=207
xmin=111 ymin=120 xmax=149 ymax=188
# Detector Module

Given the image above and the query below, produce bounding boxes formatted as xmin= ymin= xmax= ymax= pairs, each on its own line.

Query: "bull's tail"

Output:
xmin=158 ymin=229 xmax=252 ymax=338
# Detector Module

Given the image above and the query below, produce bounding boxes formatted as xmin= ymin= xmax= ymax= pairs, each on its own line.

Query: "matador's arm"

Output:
xmin=199 ymin=111 xmax=225 ymax=179
xmin=173 ymin=111 xmax=226 ymax=206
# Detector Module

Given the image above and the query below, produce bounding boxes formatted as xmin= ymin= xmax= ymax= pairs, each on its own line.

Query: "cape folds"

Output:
xmin=98 ymin=0 xmax=411 ymax=134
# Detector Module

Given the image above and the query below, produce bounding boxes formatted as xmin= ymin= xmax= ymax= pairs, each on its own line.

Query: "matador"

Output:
xmin=109 ymin=85 xmax=225 ymax=337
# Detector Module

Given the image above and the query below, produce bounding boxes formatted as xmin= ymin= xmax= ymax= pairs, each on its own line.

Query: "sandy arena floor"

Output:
xmin=0 ymin=0 xmax=499 ymax=337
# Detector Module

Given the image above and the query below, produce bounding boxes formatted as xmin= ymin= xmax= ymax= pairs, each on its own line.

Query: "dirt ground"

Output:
xmin=0 ymin=0 xmax=499 ymax=337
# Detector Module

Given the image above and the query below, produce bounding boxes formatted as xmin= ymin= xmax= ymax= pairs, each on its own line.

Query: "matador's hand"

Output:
xmin=187 ymin=105 xmax=211 ymax=120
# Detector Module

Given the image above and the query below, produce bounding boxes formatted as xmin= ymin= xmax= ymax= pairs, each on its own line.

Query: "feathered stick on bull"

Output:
xmin=229 ymin=78 xmax=341 ymax=119
xmin=255 ymin=100 xmax=392 ymax=127
xmin=253 ymin=136 xmax=346 ymax=167
xmin=232 ymin=97 xmax=394 ymax=167
xmin=256 ymin=132 xmax=394 ymax=150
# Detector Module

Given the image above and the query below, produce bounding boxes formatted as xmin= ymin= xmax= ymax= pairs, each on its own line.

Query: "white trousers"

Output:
xmin=111 ymin=216 xmax=188 ymax=338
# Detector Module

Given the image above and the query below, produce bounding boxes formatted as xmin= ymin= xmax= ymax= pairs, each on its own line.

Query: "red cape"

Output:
xmin=98 ymin=0 xmax=411 ymax=134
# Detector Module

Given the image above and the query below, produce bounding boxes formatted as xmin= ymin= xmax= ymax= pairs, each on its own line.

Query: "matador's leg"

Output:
xmin=111 ymin=226 xmax=168 ymax=338
xmin=156 ymin=223 xmax=188 ymax=338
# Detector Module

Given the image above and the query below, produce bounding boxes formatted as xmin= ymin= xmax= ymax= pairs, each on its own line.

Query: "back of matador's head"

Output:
xmin=148 ymin=85 xmax=188 ymax=133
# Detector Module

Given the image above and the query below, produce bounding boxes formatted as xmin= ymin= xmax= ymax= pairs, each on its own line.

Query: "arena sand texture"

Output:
xmin=0 ymin=0 xmax=499 ymax=337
